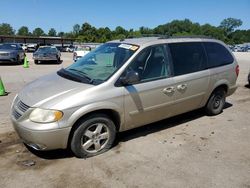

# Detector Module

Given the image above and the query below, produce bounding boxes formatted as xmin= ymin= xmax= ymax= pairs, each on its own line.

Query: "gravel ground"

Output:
xmin=0 ymin=52 xmax=249 ymax=188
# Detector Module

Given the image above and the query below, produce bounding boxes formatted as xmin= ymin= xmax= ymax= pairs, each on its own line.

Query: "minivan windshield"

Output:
xmin=58 ymin=43 xmax=139 ymax=84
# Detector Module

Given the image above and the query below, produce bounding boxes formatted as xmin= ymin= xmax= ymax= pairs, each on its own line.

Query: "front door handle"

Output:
xmin=163 ymin=87 xmax=175 ymax=94
xmin=177 ymin=84 xmax=187 ymax=91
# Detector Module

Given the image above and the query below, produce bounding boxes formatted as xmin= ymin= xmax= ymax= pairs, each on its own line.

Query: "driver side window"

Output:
xmin=128 ymin=45 xmax=170 ymax=82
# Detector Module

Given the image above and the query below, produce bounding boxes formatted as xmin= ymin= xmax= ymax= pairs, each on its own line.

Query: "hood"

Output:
xmin=18 ymin=73 xmax=94 ymax=107
xmin=0 ymin=49 xmax=17 ymax=53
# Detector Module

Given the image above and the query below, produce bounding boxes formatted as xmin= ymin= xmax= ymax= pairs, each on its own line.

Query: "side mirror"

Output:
xmin=119 ymin=70 xmax=140 ymax=86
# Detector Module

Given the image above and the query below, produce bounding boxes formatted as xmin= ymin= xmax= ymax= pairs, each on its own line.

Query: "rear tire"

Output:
xmin=205 ymin=88 xmax=226 ymax=116
xmin=70 ymin=114 xmax=116 ymax=158
xmin=34 ymin=60 xmax=39 ymax=64
xmin=248 ymin=73 xmax=250 ymax=86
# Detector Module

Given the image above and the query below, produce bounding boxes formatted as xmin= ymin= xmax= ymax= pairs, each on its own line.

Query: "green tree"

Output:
xmin=48 ymin=28 xmax=57 ymax=36
xmin=219 ymin=18 xmax=243 ymax=35
xmin=17 ymin=26 xmax=29 ymax=36
xmin=57 ymin=32 xmax=65 ymax=37
xmin=79 ymin=22 xmax=97 ymax=42
xmin=73 ymin=24 xmax=80 ymax=36
xmin=231 ymin=29 xmax=250 ymax=44
xmin=0 ymin=23 xmax=15 ymax=35
xmin=114 ymin=26 xmax=127 ymax=36
xmin=154 ymin=19 xmax=200 ymax=36
xmin=32 ymin=27 xmax=45 ymax=36
xmin=139 ymin=26 xmax=153 ymax=35
xmin=200 ymin=24 xmax=226 ymax=41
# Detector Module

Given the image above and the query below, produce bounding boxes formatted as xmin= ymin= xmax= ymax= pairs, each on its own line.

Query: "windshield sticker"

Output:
xmin=130 ymin=46 xmax=139 ymax=51
xmin=119 ymin=44 xmax=139 ymax=51
xmin=119 ymin=44 xmax=132 ymax=49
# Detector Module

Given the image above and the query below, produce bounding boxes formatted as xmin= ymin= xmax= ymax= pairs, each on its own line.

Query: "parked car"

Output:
xmin=0 ymin=43 xmax=25 ymax=64
xmin=66 ymin=45 xmax=74 ymax=52
xmin=248 ymin=69 xmax=250 ymax=85
xmin=73 ymin=46 xmax=91 ymax=61
xmin=234 ymin=46 xmax=247 ymax=52
xmin=19 ymin=43 xmax=28 ymax=51
xmin=27 ymin=44 xmax=37 ymax=52
xmin=33 ymin=46 xmax=61 ymax=64
xmin=11 ymin=37 xmax=238 ymax=158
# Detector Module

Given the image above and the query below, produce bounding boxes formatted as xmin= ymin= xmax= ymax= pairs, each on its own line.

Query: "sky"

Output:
xmin=0 ymin=0 xmax=250 ymax=33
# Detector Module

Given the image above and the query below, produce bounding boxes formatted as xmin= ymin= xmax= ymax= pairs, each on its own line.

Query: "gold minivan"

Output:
xmin=11 ymin=37 xmax=238 ymax=158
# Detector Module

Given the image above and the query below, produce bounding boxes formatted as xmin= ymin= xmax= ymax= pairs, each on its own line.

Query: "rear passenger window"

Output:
xmin=168 ymin=42 xmax=206 ymax=76
xmin=204 ymin=42 xmax=234 ymax=68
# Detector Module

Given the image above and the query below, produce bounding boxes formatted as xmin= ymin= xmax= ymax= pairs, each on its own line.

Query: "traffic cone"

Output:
xmin=23 ymin=56 xmax=29 ymax=68
xmin=0 ymin=77 xmax=7 ymax=96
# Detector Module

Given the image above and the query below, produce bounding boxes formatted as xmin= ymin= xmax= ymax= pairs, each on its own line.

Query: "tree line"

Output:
xmin=0 ymin=18 xmax=249 ymax=44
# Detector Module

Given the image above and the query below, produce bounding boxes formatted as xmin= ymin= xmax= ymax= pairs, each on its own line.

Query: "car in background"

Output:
xmin=19 ymin=43 xmax=28 ymax=52
xmin=66 ymin=45 xmax=74 ymax=52
xmin=55 ymin=45 xmax=64 ymax=52
xmin=248 ymin=70 xmax=250 ymax=85
xmin=0 ymin=43 xmax=25 ymax=64
xmin=73 ymin=45 xmax=91 ymax=62
xmin=27 ymin=44 xmax=37 ymax=52
xmin=33 ymin=46 xmax=61 ymax=64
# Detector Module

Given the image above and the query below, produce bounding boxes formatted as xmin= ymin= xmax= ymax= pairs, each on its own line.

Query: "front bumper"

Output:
xmin=11 ymin=118 xmax=71 ymax=150
xmin=33 ymin=56 xmax=58 ymax=61
xmin=0 ymin=59 xmax=17 ymax=63
xmin=10 ymin=97 xmax=72 ymax=150
xmin=0 ymin=55 xmax=17 ymax=63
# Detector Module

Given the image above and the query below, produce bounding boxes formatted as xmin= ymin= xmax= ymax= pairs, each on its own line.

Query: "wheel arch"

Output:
xmin=205 ymin=83 xmax=228 ymax=107
xmin=66 ymin=108 xmax=121 ymax=149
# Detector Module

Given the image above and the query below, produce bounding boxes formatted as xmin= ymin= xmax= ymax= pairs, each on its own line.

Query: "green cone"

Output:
xmin=0 ymin=77 xmax=7 ymax=96
xmin=23 ymin=56 xmax=29 ymax=68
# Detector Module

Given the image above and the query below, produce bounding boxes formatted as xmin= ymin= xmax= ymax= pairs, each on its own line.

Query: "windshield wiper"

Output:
xmin=68 ymin=68 xmax=93 ymax=84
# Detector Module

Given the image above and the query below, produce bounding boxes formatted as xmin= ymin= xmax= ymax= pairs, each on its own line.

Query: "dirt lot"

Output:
xmin=0 ymin=52 xmax=250 ymax=188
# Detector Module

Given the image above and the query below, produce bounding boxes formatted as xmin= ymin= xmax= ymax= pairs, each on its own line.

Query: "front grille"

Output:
xmin=12 ymin=109 xmax=22 ymax=120
xmin=0 ymin=53 xmax=9 ymax=56
xmin=12 ymin=97 xmax=30 ymax=120
xmin=17 ymin=100 xmax=30 ymax=113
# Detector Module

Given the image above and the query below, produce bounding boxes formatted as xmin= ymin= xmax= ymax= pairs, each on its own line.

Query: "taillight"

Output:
xmin=235 ymin=65 xmax=239 ymax=77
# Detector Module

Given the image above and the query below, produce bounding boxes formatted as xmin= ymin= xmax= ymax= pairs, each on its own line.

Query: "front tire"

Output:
xmin=16 ymin=55 xmax=22 ymax=65
xmin=70 ymin=114 xmax=116 ymax=158
xmin=205 ymin=88 xmax=226 ymax=116
xmin=56 ymin=56 xmax=61 ymax=64
xmin=34 ymin=60 xmax=39 ymax=64
xmin=248 ymin=73 xmax=250 ymax=86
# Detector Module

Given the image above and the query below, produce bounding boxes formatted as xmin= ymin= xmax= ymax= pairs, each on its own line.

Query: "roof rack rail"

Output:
xmin=127 ymin=34 xmax=166 ymax=39
xmin=158 ymin=35 xmax=215 ymax=39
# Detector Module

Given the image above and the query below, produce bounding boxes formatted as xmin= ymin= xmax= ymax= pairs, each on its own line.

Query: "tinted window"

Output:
xmin=204 ymin=42 xmax=234 ymax=68
xmin=127 ymin=45 xmax=171 ymax=82
xmin=169 ymin=42 xmax=206 ymax=76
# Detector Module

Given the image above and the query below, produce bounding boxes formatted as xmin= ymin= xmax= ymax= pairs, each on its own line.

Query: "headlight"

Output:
xmin=29 ymin=108 xmax=63 ymax=123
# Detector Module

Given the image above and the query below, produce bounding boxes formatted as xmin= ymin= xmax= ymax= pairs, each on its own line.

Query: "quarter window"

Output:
xmin=168 ymin=42 xmax=207 ymax=76
xmin=204 ymin=42 xmax=234 ymax=68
